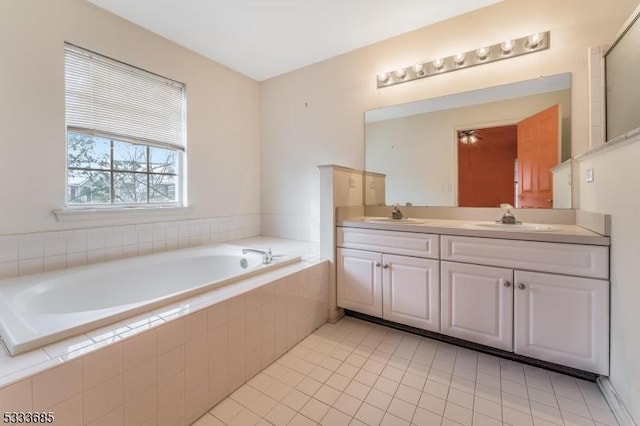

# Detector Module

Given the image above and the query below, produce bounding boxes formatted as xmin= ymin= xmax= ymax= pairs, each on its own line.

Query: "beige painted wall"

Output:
xmin=578 ymin=138 xmax=640 ymax=423
xmin=260 ymin=0 xmax=640 ymax=420
xmin=0 ymin=0 xmax=261 ymax=235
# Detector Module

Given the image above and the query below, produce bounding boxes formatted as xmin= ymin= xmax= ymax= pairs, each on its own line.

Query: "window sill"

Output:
xmin=53 ymin=205 xmax=193 ymax=223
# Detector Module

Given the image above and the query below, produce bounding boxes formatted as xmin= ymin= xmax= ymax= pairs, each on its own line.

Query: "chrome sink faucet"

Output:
xmin=391 ymin=204 xmax=404 ymax=219
xmin=242 ymin=248 xmax=274 ymax=264
xmin=498 ymin=203 xmax=521 ymax=224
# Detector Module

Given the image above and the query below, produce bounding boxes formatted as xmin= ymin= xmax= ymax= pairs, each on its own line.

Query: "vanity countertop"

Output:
xmin=338 ymin=217 xmax=610 ymax=246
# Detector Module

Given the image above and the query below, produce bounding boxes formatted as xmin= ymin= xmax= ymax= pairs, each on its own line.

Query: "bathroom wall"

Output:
xmin=259 ymin=0 xmax=638 ymax=241
xmin=578 ymin=136 xmax=640 ymax=423
xmin=0 ymin=0 xmax=261 ymax=237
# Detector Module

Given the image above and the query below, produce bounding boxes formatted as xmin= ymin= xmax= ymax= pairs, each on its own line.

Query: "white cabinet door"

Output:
xmin=337 ymin=248 xmax=382 ymax=317
xmin=382 ymin=254 xmax=440 ymax=332
xmin=441 ymin=261 xmax=514 ymax=351
xmin=514 ymin=271 xmax=609 ymax=375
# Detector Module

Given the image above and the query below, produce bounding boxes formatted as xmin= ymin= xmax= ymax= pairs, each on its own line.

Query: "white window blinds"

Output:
xmin=64 ymin=44 xmax=185 ymax=150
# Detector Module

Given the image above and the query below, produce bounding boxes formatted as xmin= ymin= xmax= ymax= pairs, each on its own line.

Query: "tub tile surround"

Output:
xmin=0 ymin=214 xmax=261 ymax=280
xmin=0 ymin=238 xmax=327 ymax=425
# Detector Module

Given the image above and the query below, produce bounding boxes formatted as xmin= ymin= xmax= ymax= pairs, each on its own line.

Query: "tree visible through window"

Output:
xmin=67 ymin=132 xmax=179 ymax=205
xmin=64 ymin=43 xmax=185 ymax=207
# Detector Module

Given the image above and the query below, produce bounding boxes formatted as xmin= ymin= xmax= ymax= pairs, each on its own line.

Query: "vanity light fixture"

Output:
xmin=377 ymin=72 xmax=390 ymax=83
xmin=453 ymin=53 xmax=466 ymax=66
xmin=501 ymin=39 xmax=515 ymax=54
xmin=376 ymin=31 xmax=550 ymax=88
xmin=526 ymin=33 xmax=544 ymax=49
xmin=476 ymin=47 xmax=490 ymax=61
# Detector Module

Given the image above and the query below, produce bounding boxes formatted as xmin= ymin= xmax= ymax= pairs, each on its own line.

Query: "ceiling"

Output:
xmin=88 ymin=0 xmax=502 ymax=81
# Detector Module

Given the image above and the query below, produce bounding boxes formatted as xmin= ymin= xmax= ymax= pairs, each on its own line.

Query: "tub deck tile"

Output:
xmin=43 ymin=333 xmax=95 ymax=358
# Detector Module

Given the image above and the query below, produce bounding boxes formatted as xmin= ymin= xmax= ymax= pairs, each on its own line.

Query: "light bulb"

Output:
xmin=394 ymin=68 xmax=406 ymax=79
xmin=469 ymin=135 xmax=479 ymax=144
xmin=412 ymin=63 xmax=424 ymax=74
xmin=460 ymin=135 xmax=469 ymax=144
xmin=526 ymin=33 xmax=543 ymax=49
xmin=501 ymin=40 xmax=515 ymax=54
xmin=453 ymin=53 xmax=466 ymax=65
xmin=476 ymin=47 xmax=489 ymax=60
xmin=377 ymin=72 xmax=389 ymax=83
xmin=433 ymin=58 xmax=444 ymax=70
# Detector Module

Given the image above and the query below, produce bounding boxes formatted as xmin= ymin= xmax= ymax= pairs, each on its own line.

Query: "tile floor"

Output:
xmin=193 ymin=317 xmax=618 ymax=426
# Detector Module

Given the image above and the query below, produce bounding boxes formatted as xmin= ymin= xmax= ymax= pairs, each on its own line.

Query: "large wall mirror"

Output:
xmin=365 ymin=73 xmax=572 ymax=209
xmin=605 ymin=5 xmax=640 ymax=140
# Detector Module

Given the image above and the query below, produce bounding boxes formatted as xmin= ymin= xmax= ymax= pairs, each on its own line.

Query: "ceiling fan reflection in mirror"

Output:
xmin=458 ymin=129 xmax=483 ymax=144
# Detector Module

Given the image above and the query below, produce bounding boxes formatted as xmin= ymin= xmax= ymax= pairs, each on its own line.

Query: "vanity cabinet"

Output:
xmin=336 ymin=226 xmax=610 ymax=375
xmin=441 ymin=235 xmax=610 ymax=375
xmin=337 ymin=228 xmax=440 ymax=331
xmin=441 ymin=262 xmax=514 ymax=351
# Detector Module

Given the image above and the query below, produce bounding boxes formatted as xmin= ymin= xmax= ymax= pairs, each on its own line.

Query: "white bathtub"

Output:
xmin=0 ymin=244 xmax=299 ymax=356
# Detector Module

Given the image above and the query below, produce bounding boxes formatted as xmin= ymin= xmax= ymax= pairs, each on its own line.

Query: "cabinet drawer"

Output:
xmin=441 ymin=235 xmax=608 ymax=279
xmin=337 ymin=227 xmax=439 ymax=259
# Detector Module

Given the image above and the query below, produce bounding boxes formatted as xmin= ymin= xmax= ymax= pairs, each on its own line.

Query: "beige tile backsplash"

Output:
xmin=0 ymin=215 xmax=261 ymax=280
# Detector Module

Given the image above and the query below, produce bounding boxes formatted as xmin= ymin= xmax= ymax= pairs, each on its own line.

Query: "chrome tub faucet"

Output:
xmin=242 ymin=248 xmax=274 ymax=264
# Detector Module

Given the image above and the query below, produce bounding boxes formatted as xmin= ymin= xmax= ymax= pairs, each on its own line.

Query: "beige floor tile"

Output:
xmin=193 ymin=318 xmax=618 ymax=426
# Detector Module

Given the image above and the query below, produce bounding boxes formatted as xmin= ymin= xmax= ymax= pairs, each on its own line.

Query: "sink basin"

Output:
xmin=363 ymin=217 xmax=427 ymax=224
xmin=470 ymin=223 xmax=559 ymax=232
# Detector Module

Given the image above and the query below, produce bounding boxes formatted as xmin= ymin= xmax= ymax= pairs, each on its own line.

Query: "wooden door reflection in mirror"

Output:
xmin=458 ymin=126 xmax=517 ymax=207
xmin=457 ymin=104 xmax=560 ymax=208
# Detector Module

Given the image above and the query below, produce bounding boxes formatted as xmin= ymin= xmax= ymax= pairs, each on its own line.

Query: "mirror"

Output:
xmin=365 ymin=73 xmax=572 ymax=209
xmin=605 ymin=5 xmax=640 ymax=140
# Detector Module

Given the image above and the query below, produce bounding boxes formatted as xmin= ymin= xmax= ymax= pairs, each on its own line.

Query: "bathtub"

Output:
xmin=0 ymin=244 xmax=300 ymax=356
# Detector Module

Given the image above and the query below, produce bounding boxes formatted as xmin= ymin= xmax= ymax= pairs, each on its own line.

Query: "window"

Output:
xmin=64 ymin=44 xmax=185 ymax=207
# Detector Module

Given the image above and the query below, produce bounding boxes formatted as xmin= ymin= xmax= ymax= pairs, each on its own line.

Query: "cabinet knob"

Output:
xmin=383 ymin=264 xmax=389 ymax=269
xmin=375 ymin=262 xmax=381 ymax=267
xmin=518 ymin=283 xmax=526 ymax=289
xmin=504 ymin=281 xmax=511 ymax=287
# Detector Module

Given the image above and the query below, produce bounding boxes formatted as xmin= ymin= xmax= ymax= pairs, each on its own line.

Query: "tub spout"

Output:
xmin=242 ymin=248 xmax=273 ymax=264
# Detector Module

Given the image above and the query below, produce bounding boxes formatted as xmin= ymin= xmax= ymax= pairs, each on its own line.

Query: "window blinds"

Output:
xmin=64 ymin=44 xmax=185 ymax=150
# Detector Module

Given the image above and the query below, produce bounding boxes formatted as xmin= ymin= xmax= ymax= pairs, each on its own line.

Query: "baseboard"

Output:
xmin=345 ymin=310 xmax=598 ymax=382
xmin=598 ymin=376 xmax=637 ymax=426
xmin=328 ymin=307 xmax=344 ymax=323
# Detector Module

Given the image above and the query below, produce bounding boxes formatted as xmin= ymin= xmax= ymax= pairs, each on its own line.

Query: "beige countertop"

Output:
xmin=338 ymin=216 xmax=610 ymax=246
